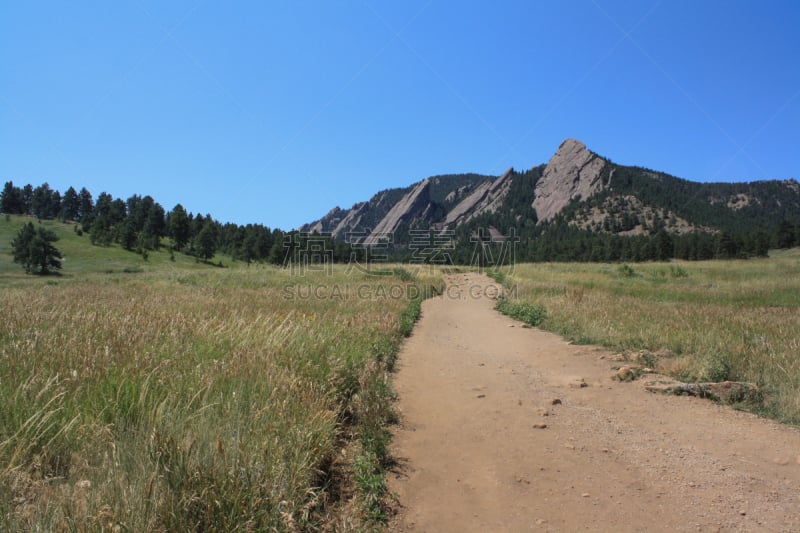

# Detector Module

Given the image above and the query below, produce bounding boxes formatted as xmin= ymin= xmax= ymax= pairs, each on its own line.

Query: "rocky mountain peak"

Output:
xmin=532 ymin=138 xmax=608 ymax=223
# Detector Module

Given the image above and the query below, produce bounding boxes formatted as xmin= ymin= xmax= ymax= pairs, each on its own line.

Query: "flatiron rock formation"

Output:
xmin=532 ymin=138 xmax=608 ymax=223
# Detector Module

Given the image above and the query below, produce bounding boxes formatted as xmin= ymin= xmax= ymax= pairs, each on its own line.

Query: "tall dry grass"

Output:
xmin=0 ymin=265 xmax=442 ymax=530
xmin=498 ymin=250 xmax=800 ymax=423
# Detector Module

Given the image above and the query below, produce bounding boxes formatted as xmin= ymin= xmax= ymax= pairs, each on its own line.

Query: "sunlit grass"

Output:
xmin=0 ymin=215 xmax=212 ymax=283
xmin=0 ymin=258 xmax=443 ymax=530
xmin=498 ymin=249 xmax=800 ymax=423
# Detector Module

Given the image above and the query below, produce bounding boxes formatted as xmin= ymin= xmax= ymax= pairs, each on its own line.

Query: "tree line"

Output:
xmin=0 ymin=180 xmax=304 ymax=266
xmin=447 ymin=214 xmax=797 ymax=265
xmin=3 ymin=180 xmax=800 ymax=275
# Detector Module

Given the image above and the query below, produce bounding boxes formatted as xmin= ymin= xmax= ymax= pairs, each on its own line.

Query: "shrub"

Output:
xmin=703 ymin=353 xmax=733 ymax=382
xmin=495 ymin=298 xmax=547 ymax=327
xmin=617 ymin=264 xmax=636 ymax=277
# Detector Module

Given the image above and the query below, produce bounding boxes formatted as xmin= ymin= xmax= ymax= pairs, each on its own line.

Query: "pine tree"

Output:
xmin=655 ymin=229 xmax=674 ymax=261
xmin=168 ymin=204 xmax=191 ymax=250
xmin=11 ymin=222 xmax=63 ymax=274
xmin=60 ymin=186 xmax=80 ymax=221
xmin=20 ymin=185 xmax=33 ymax=215
xmin=1 ymin=181 xmax=22 ymax=214
xmin=195 ymin=222 xmax=217 ymax=262
xmin=776 ymin=220 xmax=796 ymax=248
xmin=109 ymin=199 xmax=127 ymax=225
xmin=753 ymin=231 xmax=771 ymax=257
xmin=31 ymin=183 xmax=56 ymax=219
xmin=11 ymin=222 xmax=36 ymax=271
xmin=117 ymin=217 xmax=138 ymax=250
xmin=29 ymin=227 xmax=63 ymax=274
xmin=716 ymin=231 xmax=738 ymax=259
xmin=90 ymin=215 xmax=114 ymax=246
xmin=78 ymin=187 xmax=94 ymax=227
xmin=268 ymin=236 xmax=286 ymax=265
xmin=143 ymin=202 xmax=166 ymax=250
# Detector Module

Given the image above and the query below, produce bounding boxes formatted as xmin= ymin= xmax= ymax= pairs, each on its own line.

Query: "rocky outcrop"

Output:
xmin=304 ymin=206 xmax=345 ymax=235
xmin=328 ymin=202 xmax=368 ymax=239
xmin=443 ymin=168 xmax=514 ymax=227
xmin=783 ymin=179 xmax=800 ymax=194
xmin=302 ymin=187 xmax=407 ymax=240
xmin=304 ymin=203 xmax=374 ymax=240
xmin=532 ymin=138 xmax=607 ymax=223
xmin=363 ymin=179 xmax=436 ymax=244
xmin=444 ymin=185 xmax=472 ymax=205
xmin=569 ymin=195 xmax=716 ymax=235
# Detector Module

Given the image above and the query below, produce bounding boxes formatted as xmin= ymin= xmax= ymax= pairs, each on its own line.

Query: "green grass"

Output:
xmin=495 ymin=251 xmax=800 ymax=423
xmin=0 ymin=215 xmax=213 ymax=284
xmin=495 ymin=298 xmax=547 ymax=327
xmin=0 ymin=215 xmax=444 ymax=530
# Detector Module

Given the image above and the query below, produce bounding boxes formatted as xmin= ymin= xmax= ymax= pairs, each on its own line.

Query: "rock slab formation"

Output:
xmin=532 ymin=138 xmax=607 ymax=223
xmin=363 ymin=179 xmax=435 ymax=244
xmin=443 ymin=167 xmax=514 ymax=227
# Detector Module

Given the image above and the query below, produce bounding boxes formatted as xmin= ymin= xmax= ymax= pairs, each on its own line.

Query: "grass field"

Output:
xmin=496 ymin=251 xmax=800 ymax=423
xmin=6 ymin=213 xmax=800 ymax=528
xmin=1 ymin=216 xmax=443 ymax=530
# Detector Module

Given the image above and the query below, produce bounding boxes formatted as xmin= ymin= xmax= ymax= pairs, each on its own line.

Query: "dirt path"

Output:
xmin=388 ymin=273 xmax=800 ymax=532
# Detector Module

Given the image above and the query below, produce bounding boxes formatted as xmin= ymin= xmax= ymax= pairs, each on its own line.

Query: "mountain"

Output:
xmin=303 ymin=139 xmax=800 ymax=259
xmin=303 ymin=173 xmax=491 ymax=241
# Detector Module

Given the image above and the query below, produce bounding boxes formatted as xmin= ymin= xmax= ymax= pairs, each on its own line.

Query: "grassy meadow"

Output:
xmin=496 ymin=251 xmax=800 ymax=423
xmin=1 ymin=216 xmax=443 ymax=531
xmin=6 ymin=213 xmax=800 ymax=530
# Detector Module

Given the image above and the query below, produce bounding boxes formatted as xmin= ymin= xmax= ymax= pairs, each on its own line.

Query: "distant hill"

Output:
xmin=303 ymin=139 xmax=800 ymax=261
xmin=303 ymin=173 xmax=492 ymax=240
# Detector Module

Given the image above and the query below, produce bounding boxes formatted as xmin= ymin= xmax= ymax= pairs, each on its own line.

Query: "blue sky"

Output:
xmin=1 ymin=1 xmax=798 ymax=229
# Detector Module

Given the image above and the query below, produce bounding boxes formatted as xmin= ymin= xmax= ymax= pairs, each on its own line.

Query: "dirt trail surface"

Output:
xmin=388 ymin=273 xmax=800 ymax=532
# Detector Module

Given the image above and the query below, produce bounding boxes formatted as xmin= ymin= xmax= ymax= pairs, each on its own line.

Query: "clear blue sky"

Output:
xmin=2 ymin=1 xmax=798 ymax=229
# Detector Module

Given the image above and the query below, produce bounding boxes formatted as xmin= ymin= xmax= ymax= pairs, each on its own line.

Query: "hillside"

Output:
xmin=302 ymin=173 xmax=491 ymax=240
xmin=304 ymin=139 xmax=800 ymax=261
xmin=0 ymin=216 xmax=213 ymax=284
